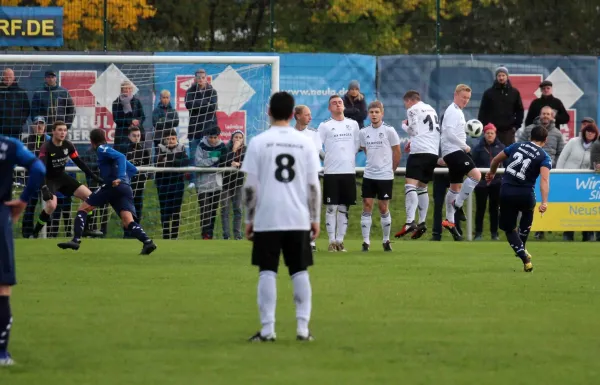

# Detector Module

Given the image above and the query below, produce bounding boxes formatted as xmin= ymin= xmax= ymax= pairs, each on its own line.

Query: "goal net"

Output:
xmin=4 ymin=54 xmax=278 ymax=240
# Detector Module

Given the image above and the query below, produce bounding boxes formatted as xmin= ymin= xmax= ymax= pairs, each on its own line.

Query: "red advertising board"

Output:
xmin=216 ymin=111 xmax=246 ymax=142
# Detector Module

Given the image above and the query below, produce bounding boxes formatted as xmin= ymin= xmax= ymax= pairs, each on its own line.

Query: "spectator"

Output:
xmin=556 ymin=123 xmax=598 ymax=242
xmin=524 ymin=80 xmax=569 ymax=129
xmin=471 ymin=123 xmax=505 ymax=241
xmin=79 ymin=143 xmax=107 ymax=238
xmin=152 ymin=89 xmax=179 ymax=147
xmin=478 ymin=66 xmax=524 ymax=146
xmin=112 ymin=80 xmax=145 ymax=154
xmin=125 ymin=126 xmax=152 ymax=239
xmin=343 ymin=80 xmax=368 ymax=128
xmin=156 ymin=129 xmax=189 ymax=239
xmin=185 ymin=69 xmax=218 ymax=161
xmin=517 ymin=106 xmax=565 ymax=164
xmin=220 ymin=130 xmax=246 ymax=240
xmin=589 ymin=118 xmax=600 ymax=242
xmin=195 ymin=126 xmax=227 ymax=239
xmin=0 ymin=68 xmax=30 ymax=139
xmin=31 ymin=69 xmax=75 ymax=130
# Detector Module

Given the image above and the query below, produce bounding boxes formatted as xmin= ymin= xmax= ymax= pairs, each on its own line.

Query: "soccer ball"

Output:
xmin=466 ymin=119 xmax=483 ymax=138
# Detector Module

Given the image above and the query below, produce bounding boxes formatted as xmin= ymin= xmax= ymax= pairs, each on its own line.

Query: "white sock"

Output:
xmin=445 ymin=190 xmax=459 ymax=222
xmin=404 ymin=184 xmax=418 ymax=223
xmin=455 ymin=176 xmax=479 ymax=207
xmin=417 ymin=187 xmax=429 ymax=224
xmin=310 ymin=240 xmax=316 ymax=247
xmin=258 ymin=270 xmax=277 ymax=337
xmin=292 ymin=271 xmax=312 ymax=338
xmin=325 ymin=205 xmax=337 ymax=243
xmin=336 ymin=205 xmax=348 ymax=243
xmin=381 ymin=211 xmax=392 ymax=241
xmin=360 ymin=212 xmax=372 ymax=244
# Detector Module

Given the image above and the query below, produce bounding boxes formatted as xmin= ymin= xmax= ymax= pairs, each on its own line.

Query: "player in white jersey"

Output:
xmin=440 ymin=84 xmax=482 ymax=239
xmin=242 ymin=91 xmax=321 ymax=342
xmin=395 ymin=90 xmax=441 ymax=239
xmin=318 ymin=95 xmax=360 ymax=252
xmin=358 ymin=101 xmax=401 ymax=252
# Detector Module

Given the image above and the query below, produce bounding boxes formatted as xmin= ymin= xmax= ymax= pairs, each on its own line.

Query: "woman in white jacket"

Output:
xmin=556 ymin=123 xmax=598 ymax=241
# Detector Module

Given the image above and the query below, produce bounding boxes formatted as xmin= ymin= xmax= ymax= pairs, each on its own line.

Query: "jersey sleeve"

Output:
xmin=38 ymin=141 xmax=48 ymax=163
xmin=359 ymin=129 xmax=366 ymax=148
xmin=240 ymin=140 xmax=258 ymax=176
xmin=503 ymin=143 xmax=517 ymax=157
xmin=353 ymin=122 xmax=360 ymax=152
xmin=306 ymin=139 xmax=321 ymax=175
xmin=541 ymin=152 xmax=552 ymax=170
xmin=406 ymin=107 xmax=418 ymax=136
xmin=67 ymin=141 xmax=79 ymax=159
xmin=12 ymin=138 xmax=46 ymax=202
xmin=13 ymin=137 xmax=37 ymax=167
xmin=98 ymin=145 xmax=128 ymax=180
xmin=388 ymin=126 xmax=401 ymax=146
xmin=318 ymin=123 xmax=327 ymax=148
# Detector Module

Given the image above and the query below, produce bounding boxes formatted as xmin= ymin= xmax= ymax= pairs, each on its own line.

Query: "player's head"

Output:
xmin=205 ymin=126 xmax=221 ymax=146
xmin=530 ymin=125 xmax=549 ymax=145
xmin=128 ymin=126 xmax=142 ymax=143
xmin=195 ymin=69 xmax=207 ymax=88
xmin=120 ymin=80 xmax=133 ymax=96
xmin=294 ymin=105 xmax=311 ymax=127
xmin=165 ymin=129 xmax=178 ymax=148
xmin=403 ymin=90 xmax=421 ymax=109
xmin=268 ymin=91 xmax=295 ymax=122
xmin=51 ymin=121 xmax=68 ymax=141
xmin=328 ymin=95 xmax=344 ymax=117
xmin=453 ymin=84 xmax=472 ymax=109
xmin=368 ymin=101 xmax=384 ymax=124
xmin=539 ymin=106 xmax=555 ymax=126
xmin=32 ymin=116 xmax=46 ymax=134
xmin=90 ymin=128 xmax=107 ymax=148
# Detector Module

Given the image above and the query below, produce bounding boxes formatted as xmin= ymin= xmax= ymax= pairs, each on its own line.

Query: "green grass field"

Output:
xmin=1 ymin=239 xmax=599 ymax=385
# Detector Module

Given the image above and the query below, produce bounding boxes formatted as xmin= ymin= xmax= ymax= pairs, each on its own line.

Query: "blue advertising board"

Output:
xmin=0 ymin=7 xmax=63 ymax=47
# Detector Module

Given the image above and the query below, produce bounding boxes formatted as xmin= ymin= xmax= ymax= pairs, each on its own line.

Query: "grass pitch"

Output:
xmin=1 ymin=239 xmax=599 ymax=385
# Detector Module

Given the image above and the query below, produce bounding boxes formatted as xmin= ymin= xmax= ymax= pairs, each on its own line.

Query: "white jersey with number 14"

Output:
xmin=402 ymin=101 xmax=440 ymax=155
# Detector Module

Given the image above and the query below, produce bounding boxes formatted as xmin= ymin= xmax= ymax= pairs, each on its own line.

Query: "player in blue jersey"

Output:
xmin=0 ymin=136 xmax=46 ymax=366
xmin=58 ymin=129 xmax=157 ymax=255
xmin=486 ymin=125 xmax=551 ymax=272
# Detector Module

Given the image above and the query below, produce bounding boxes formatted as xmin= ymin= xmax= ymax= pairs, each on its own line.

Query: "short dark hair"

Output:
xmin=269 ymin=92 xmax=295 ymax=121
xmin=129 ymin=126 xmax=141 ymax=133
xmin=403 ymin=90 xmax=421 ymax=101
xmin=90 ymin=129 xmax=107 ymax=145
xmin=530 ymin=125 xmax=549 ymax=142
xmin=329 ymin=95 xmax=342 ymax=103
xmin=166 ymin=129 xmax=177 ymax=138
xmin=52 ymin=121 xmax=67 ymax=131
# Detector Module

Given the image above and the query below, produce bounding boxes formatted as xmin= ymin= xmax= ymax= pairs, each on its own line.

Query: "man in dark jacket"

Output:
xmin=478 ymin=66 xmax=524 ymax=146
xmin=185 ymin=69 xmax=218 ymax=162
xmin=0 ymin=68 xmax=30 ymax=139
xmin=124 ymin=126 xmax=152 ymax=239
xmin=31 ymin=70 xmax=75 ymax=130
xmin=524 ymin=80 xmax=569 ymax=129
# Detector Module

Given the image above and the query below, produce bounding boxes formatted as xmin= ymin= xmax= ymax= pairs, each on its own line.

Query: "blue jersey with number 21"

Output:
xmin=501 ymin=142 xmax=552 ymax=191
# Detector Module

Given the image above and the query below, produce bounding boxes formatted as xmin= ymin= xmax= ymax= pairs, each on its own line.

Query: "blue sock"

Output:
xmin=72 ymin=210 xmax=88 ymax=243
xmin=505 ymin=230 xmax=527 ymax=261
xmin=0 ymin=296 xmax=11 ymax=355
xmin=127 ymin=222 xmax=151 ymax=244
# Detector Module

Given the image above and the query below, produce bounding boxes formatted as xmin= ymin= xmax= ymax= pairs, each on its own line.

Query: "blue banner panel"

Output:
xmin=0 ymin=7 xmax=63 ymax=47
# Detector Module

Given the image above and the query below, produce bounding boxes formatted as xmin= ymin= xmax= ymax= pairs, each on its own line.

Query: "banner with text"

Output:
xmin=0 ymin=7 xmax=63 ymax=47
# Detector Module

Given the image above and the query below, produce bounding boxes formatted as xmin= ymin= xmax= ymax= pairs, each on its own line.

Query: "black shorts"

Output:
xmin=361 ymin=178 xmax=393 ymax=200
xmin=46 ymin=173 xmax=82 ymax=197
xmin=499 ymin=188 xmax=536 ymax=232
xmin=323 ymin=174 xmax=357 ymax=206
xmin=443 ymin=150 xmax=476 ymax=184
xmin=406 ymin=153 xmax=439 ymax=183
xmin=252 ymin=231 xmax=313 ymax=274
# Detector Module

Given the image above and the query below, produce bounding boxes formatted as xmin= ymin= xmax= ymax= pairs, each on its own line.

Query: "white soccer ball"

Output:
xmin=466 ymin=119 xmax=483 ymax=138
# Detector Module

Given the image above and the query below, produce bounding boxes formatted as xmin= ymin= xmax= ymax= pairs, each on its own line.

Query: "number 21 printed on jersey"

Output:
xmin=506 ymin=152 xmax=532 ymax=180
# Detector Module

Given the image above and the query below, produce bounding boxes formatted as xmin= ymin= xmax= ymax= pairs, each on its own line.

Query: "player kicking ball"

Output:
xmin=359 ymin=101 xmax=401 ymax=252
xmin=242 ymin=91 xmax=321 ymax=342
xmin=485 ymin=125 xmax=551 ymax=272
xmin=58 ymin=129 xmax=157 ymax=255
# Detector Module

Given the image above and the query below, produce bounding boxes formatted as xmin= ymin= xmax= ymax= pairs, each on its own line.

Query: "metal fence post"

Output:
xmin=103 ymin=0 xmax=108 ymax=52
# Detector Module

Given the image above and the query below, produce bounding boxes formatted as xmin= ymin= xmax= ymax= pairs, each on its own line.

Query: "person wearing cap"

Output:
xmin=112 ymin=80 xmax=146 ymax=154
xmin=478 ymin=66 xmax=524 ymax=146
xmin=342 ymin=80 xmax=368 ymax=128
xmin=524 ymin=80 xmax=570 ymax=129
xmin=31 ymin=69 xmax=75 ymax=131
xmin=220 ymin=130 xmax=246 ymax=240
xmin=185 ymin=69 xmax=218 ymax=163
xmin=471 ymin=123 xmax=506 ymax=241
xmin=0 ymin=68 xmax=30 ymax=139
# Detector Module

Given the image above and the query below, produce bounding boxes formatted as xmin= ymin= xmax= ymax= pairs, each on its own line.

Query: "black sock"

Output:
xmin=127 ymin=222 xmax=151 ymax=244
xmin=32 ymin=210 xmax=51 ymax=235
xmin=72 ymin=210 xmax=88 ymax=243
xmin=519 ymin=210 xmax=533 ymax=248
xmin=505 ymin=230 xmax=527 ymax=261
xmin=0 ymin=296 xmax=12 ymax=354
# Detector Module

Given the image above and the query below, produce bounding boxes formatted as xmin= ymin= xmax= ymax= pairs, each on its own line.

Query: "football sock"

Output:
xmin=336 ymin=205 xmax=348 ymax=243
xmin=445 ymin=190 xmax=459 ymax=222
xmin=381 ymin=211 xmax=392 ymax=242
xmin=417 ymin=187 xmax=429 ymax=223
xmin=0 ymin=296 xmax=11 ymax=354
xmin=127 ymin=222 xmax=151 ymax=244
xmin=72 ymin=210 xmax=88 ymax=243
xmin=32 ymin=210 xmax=51 ymax=235
xmin=505 ymin=231 xmax=528 ymax=261
xmin=325 ymin=205 xmax=337 ymax=243
xmin=258 ymin=270 xmax=277 ymax=337
xmin=292 ymin=271 xmax=311 ymax=338
xmin=360 ymin=212 xmax=372 ymax=244
xmin=455 ymin=176 xmax=479 ymax=208
xmin=404 ymin=184 xmax=418 ymax=223
xmin=519 ymin=210 xmax=534 ymax=248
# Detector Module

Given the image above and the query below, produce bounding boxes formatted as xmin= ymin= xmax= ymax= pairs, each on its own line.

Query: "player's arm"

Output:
xmin=306 ymin=146 xmax=322 ymax=240
xmin=101 ymin=145 xmax=133 ymax=182
xmin=70 ymin=144 xmax=103 ymax=183
xmin=359 ymin=129 xmax=367 ymax=154
xmin=389 ymin=127 xmax=402 ymax=172
xmin=538 ymin=155 xmax=552 ymax=213
xmin=402 ymin=108 xmax=418 ymax=136
xmin=486 ymin=145 xmax=511 ymax=184
xmin=240 ymin=142 xmax=259 ymax=238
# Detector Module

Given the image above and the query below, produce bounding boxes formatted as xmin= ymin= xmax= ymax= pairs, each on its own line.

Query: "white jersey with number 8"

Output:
xmin=401 ymin=101 xmax=441 ymax=155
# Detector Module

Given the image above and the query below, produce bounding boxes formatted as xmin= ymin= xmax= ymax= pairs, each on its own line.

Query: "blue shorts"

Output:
xmin=499 ymin=186 xmax=536 ymax=232
xmin=86 ymin=184 xmax=137 ymax=218
xmin=0 ymin=205 xmax=16 ymax=286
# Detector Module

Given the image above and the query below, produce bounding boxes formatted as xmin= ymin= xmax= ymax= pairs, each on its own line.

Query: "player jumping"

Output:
xmin=485 ymin=125 xmax=551 ymax=272
xmin=58 ymin=129 xmax=157 ymax=255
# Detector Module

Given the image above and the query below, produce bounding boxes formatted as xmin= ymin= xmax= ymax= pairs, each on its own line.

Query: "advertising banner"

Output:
xmin=0 ymin=7 xmax=63 ymax=47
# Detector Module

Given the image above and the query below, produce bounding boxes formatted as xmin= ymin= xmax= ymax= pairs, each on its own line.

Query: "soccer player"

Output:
xmin=58 ymin=129 xmax=157 ymax=255
xmin=395 ymin=90 xmax=441 ymax=239
xmin=242 ymin=91 xmax=321 ymax=342
xmin=32 ymin=121 xmax=102 ymax=238
xmin=440 ymin=84 xmax=482 ymax=238
xmin=359 ymin=101 xmax=401 ymax=252
xmin=0 ymin=136 xmax=46 ymax=366
xmin=318 ymin=95 xmax=360 ymax=252
xmin=486 ymin=125 xmax=550 ymax=272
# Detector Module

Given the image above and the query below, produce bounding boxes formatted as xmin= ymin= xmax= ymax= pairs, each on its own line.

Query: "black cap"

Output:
xmin=581 ymin=117 xmax=595 ymax=124
xmin=539 ymin=80 xmax=553 ymax=88
xmin=44 ymin=70 xmax=56 ymax=77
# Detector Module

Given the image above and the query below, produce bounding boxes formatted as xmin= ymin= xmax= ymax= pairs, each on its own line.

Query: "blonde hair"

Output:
xmin=294 ymin=105 xmax=308 ymax=118
xmin=455 ymin=84 xmax=472 ymax=93
xmin=121 ymin=80 xmax=133 ymax=88
xmin=368 ymin=100 xmax=384 ymax=111
xmin=160 ymin=89 xmax=171 ymax=98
